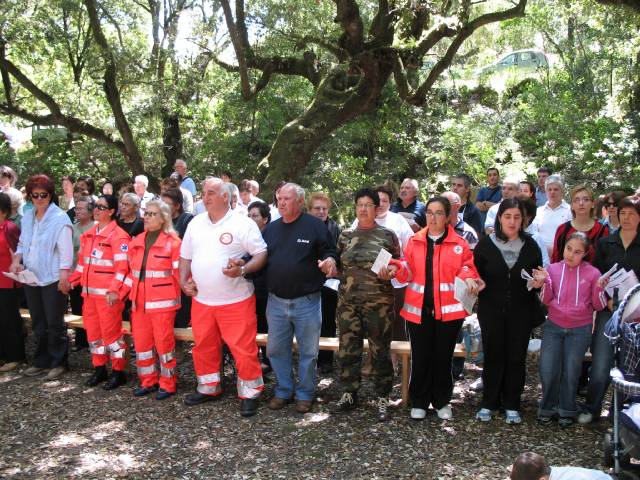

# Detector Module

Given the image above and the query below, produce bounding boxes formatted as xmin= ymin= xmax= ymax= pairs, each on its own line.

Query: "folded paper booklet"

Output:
xmin=3 ymin=270 xmax=40 ymax=286
xmin=371 ymin=248 xmax=392 ymax=275
xmin=605 ymin=267 xmax=639 ymax=301
xmin=454 ymin=277 xmax=476 ymax=315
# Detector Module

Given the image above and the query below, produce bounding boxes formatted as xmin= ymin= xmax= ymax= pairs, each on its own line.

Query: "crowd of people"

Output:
xmin=0 ymin=162 xmax=639 ymax=432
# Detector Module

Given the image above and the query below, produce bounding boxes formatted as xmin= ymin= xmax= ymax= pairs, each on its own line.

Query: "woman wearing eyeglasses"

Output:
xmin=599 ymin=190 xmax=625 ymax=234
xmin=551 ymin=185 xmax=609 ymax=264
xmin=10 ymin=174 xmax=73 ymax=380
xmin=127 ymin=200 xmax=182 ymax=399
xmin=69 ymin=194 xmax=132 ymax=390
xmin=394 ymin=196 xmax=480 ymax=421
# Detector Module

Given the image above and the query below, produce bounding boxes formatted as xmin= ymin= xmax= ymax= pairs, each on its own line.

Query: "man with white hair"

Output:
xmin=249 ymin=180 xmax=260 ymax=198
xmin=179 ymin=177 xmax=268 ymax=416
xmin=174 ymin=159 xmax=196 ymax=196
xmin=390 ymin=178 xmax=426 ymax=233
xmin=443 ymin=191 xmax=478 ymax=249
xmin=262 ymin=182 xmax=337 ymax=414
xmin=484 ymin=176 xmax=519 ymax=235
xmin=134 ymin=175 xmax=155 ymax=213
xmin=530 ymin=175 xmax=572 ymax=257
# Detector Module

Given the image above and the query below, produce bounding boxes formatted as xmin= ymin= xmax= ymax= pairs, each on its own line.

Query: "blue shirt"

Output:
xmin=181 ymin=176 xmax=197 ymax=196
xmin=536 ymin=188 xmax=547 ymax=207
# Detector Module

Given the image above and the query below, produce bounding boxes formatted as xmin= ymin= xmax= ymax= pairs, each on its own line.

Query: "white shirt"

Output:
xmin=484 ymin=201 xmax=502 ymax=231
xmin=351 ymin=210 xmax=414 ymax=288
xmin=181 ymin=187 xmax=194 ymax=214
xmin=180 ymin=209 xmax=267 ymax=306
xmin=531 ymin=200 xmax=572 ymax=249
xmin=269 ymin=204 xmax=281 ymax=222
xmin=139 ymin=190 xmax=155 ymax=214
xmin=550 ymin=466 xmax=612 ymax=480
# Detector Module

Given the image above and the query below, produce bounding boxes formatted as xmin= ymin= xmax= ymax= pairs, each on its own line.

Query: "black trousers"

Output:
xmin=318 ymin=286 xmax=338 ymax=366
xmin=256 ymin=295 xmax=269 ymax=365
xmin=479 ymin=310 xmax=532 ymax=411
xmin=23 ymin=283 xmax=69 ymax=369
xmin=174 ymin=292 xmax=192 ymax=328
xmin=0 ymin=287 xmax=26 ymax=362
xmin=408 ymin=314 xmax=463 ymax=410
xmin=69 ymin=284 xmax=88 ymax=347
xmin=391 ymin=287 xmax=407 ymax=341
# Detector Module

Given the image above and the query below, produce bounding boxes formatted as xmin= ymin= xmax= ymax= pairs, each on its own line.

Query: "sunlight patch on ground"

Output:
xmin=73 ymin=452 xmax=138 ymax=475
xmin=194 ymin=440 xmax=212 ymax=450
xmin=317 ymin=378 xmax=333 ymax=388
xmin=47 ymin=433 xmax=89 ymax=448
xmin=90 ymin=420 xmax=127 ymax=441
xmin=295 ymin=412 xmax=330 ymax=427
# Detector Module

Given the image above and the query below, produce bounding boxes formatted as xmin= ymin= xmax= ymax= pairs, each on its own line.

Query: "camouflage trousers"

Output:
xmin=337 ymin=300 xmax=393 ymax=396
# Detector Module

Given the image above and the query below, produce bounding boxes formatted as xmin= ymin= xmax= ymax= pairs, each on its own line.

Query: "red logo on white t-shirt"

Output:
xmin=219 ymin=232 xmax=233 ymax=245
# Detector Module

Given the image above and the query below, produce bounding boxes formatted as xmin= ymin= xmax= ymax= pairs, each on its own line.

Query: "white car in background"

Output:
xmin=477 ymin=49 xmax=549 ymax=76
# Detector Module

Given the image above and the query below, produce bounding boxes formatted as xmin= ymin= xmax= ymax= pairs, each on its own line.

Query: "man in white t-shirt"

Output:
xmin=530 ymin=175 xmax=572 ymax=257
xmin=484 ymin=177 xmax=519 ymax=235
xmin=179 ymin=177 xmax=268 ymax=417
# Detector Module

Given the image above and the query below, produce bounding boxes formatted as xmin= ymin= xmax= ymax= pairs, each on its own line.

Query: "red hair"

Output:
xmin=25 ymin=174 xmax=57 ymax=203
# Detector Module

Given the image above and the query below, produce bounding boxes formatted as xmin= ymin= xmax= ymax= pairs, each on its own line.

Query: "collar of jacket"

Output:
xmin=412 ymin=224 xmax=460 ymax=244
xmin=604 ymin=230 xmax=640 ymax=247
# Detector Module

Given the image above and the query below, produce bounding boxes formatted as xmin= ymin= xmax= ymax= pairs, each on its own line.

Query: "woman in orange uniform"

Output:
xmin=69 ymin=194 xmax=131 ymax=390
xmin=127 ymin=200 xmax=182 ymax=400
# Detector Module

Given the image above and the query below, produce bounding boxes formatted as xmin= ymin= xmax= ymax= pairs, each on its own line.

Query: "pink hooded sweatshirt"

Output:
xmin=540 ymin=260 xmax=607 ymax=329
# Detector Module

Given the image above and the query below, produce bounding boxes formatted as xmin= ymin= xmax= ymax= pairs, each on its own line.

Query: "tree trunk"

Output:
xmin=262 ymin=54 xmax=393 ymax=190
xmin=161 ymin=112 xmax=183 ymax=178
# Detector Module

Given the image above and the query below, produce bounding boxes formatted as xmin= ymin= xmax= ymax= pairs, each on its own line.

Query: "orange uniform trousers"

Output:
xmin=83 ymin=296 xmax=127 ymax=371
xmin=131 ymin=282 xmax=177 ymax=392
xmin=191 ymin=295 xmax=264 ymax=399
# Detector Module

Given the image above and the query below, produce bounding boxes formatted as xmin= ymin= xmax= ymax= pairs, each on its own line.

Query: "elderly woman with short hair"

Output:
xmin=117 ymin=192 xmax=144 ymax=237
xmin=10 ymin=174 xmax=73 ymax=379
xmin=127 ymin=200 xmax=182 ymax=399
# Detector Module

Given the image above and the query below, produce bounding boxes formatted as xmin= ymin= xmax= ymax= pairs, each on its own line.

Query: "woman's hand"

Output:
xmin=9 ymin=259 xmax=23 ymax=274
xmin=378 ymin=264 xmax=398 ymax=281
xmin=531 ymin=267 xmax=547 ymax=289
xmin=105 ymin=291 xmax=119 ymax=306
xmin=465 ymin=278 xmax=480 ymax=295
xmin=597 ymin=276 xmax=610 ymax=289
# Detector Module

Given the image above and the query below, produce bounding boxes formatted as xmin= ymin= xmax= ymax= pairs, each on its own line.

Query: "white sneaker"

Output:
xmin=577 ymin=412 xmax=594 ymax=424
xmin=437 ymin=404 xmax=453 ymax=420
xmin=410 ymin=408 xmax=427 ymax=420
xmin=505 ymin=410 xmax=522 ymax=424
xmin=469 ymin=378 xmax=483 ymax=392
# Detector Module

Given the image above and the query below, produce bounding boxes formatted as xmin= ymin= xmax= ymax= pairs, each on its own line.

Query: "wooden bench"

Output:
xmin=21 ymin=309 xmax=591 ymax=406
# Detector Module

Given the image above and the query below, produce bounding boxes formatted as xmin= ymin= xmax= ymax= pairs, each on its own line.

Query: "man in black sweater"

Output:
xmin=262 ymin=183 xmax=337 ymax=414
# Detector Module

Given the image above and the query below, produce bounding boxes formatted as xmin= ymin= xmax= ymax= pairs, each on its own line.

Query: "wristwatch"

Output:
xmin=240 ymin=266 xmax=246 ymax=277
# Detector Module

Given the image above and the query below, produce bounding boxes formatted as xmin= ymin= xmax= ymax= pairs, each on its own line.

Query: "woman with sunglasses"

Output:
xmin=127 ymin=200 xmax=182 ymax=399
xmin=599 ymin=190 xmax=625 ymax=234
xmin=10 ymin=174 xmax=73 ymax=379
xmin=69 ymin=194 xmax=132 ymax=390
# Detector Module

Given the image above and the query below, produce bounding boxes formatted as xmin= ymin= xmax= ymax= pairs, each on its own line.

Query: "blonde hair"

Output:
xmin=306 ymin=191 xmax=331 ymax=210
xmin=144 ymin=200 xmax=176 ymax=235
xmin=570 ymin=184 xmax=595 ymax=218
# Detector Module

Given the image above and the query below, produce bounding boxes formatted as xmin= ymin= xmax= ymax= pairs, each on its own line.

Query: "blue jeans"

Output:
xmin=266 ymin=292 xmax=322 ymax=401
xmin=584 ymin=309 xmax=615 ymax=417
xmin=539 ymin=321 xmax=592 ymax=418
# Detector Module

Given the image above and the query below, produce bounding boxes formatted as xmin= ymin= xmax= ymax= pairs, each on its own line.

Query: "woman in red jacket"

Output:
xmin=395 ymin=196 xmax=481 ymax=421
xmin=127 ymin=200 xmax=181 ymax=400
xmin=69 ymin=194 xmax=131 ymax=390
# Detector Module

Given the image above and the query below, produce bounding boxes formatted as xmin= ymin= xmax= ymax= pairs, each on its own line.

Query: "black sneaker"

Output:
xmin=558 ymin=417 xmax=574 ymax=428
xmin=85 ymin=366 xmax=108 ymax=387
xmin=184 ymin=392 xmax=222 ymax=406
xmin=133 ymin=384 xmax=159 ymax=397
xmin=330 ymin=392 xmax=358 ymax=414
xmin=103 ymin=370 xmax=127 ymax=390
xmin=155 ymin=388 xmax=174 ymax=400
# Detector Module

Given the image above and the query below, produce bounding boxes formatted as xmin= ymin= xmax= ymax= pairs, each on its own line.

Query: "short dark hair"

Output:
xmin=519 ymin=196 xmax=537 ymax=224
xmin=537 ymin=166 xmax=552 ymax=175
xmin=619 ymin=196 xmax=640 ymax=231
xmin=605 ymin=190 xmax=627 ymax=208
xmin=25 ymin=174 xmax=58 ymax=205
xmin=161 ymin=188 xmax=184 ymax=214
xmin=0 ymin=192 xmax=11 ymax=215
xmin=272 ymin=180 xmax=287 ymax=205
xmin=426 ymin=196 xmax=451 ymax=218
xmin=487 ymin=167 xmax=499 ymax=175
xmin=98 ymin=194 xmax=119 ymax=219
xmin=62 ymin=175 xmax=76 ymax=183
xmin=354 ymin=187 xmax=380 ymax=207
xmin=76 ymin=175 xmax=96 ymax=195
xmin=375 ymin=184 xmax=395 ymax=203
xmin=495 ymin=198 xmax=526 ymax=241
xmin=248 ymin=201 xmax=271 ymax=222
xmin=510 ymin=452 xmax=551 ymax=480
xmin=453 ymin=173 xmax=473 ymax=189
xmin=519 ymin=180 xmax=536 ymax=200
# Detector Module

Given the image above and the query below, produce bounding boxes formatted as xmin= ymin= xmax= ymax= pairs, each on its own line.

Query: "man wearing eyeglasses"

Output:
xmin=390 ymin=178 xmax=426 ymax=233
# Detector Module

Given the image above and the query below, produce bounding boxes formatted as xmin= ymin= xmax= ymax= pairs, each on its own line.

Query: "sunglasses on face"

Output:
xmin=30 ymin=192 xmax=49 ymax=199
xmin=143 ymin=211 xmax=159 ymax=217
xmin=0 ymin=171 xmax=11 ymax=178
xmin=95 ymin=204 xmax=110 ymax=211
xmin=606 ymin=202 xmax=617 ymax=207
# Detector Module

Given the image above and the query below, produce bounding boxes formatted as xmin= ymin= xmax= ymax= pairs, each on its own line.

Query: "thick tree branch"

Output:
xmin=84 ymin=0 xmax=146 ymax=174
xmin=595 ymin=0 xmax=640 ymax=11
xmin=408 ymin=0 xmax=528 ymax=105
xmin=220 ymin=0 xmax=254 ymax=99
xmin=334 ymin=0 xmax=365 ymax=54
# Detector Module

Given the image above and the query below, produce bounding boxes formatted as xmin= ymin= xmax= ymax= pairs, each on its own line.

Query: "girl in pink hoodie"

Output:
xmin=537 ymin=232 xmax=607 ymax=426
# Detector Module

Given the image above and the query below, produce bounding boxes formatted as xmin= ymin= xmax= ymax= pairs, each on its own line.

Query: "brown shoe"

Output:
xmin=268 ymin=397 xmax=293 ymax=410
xmin=0 ymin=362 xmax=20 ymax=372
xmin=295 ymin=400 xmax=313 ymax=413
xmin=45 ymin=366 xmax=66 ymax=380
xmin=23 ymin=366 xmax=47 ymax=377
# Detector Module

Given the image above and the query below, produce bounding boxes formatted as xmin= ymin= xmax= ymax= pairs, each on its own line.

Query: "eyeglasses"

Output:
xmin=606 ymin=202 xmax=617 ymax=207
xmin=143 ymin=211 xmax=159 ymax=217
xmin=95 ymin=204 xmax=110 ymax=211
xmin=356 ymin=203 xmax=376 ymax=209
xmin=573 ymin=197 xmax=592 ymax=204
xmin=30 ymin=192 xmax=49 ymax=199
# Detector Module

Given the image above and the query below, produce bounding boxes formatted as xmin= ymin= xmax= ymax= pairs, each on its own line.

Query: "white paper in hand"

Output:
xmin=3 ymin=269 xmax=40 ymax=286
xmin=454 ymin=277 xmax=477 ymax=315
xmin=371 ymin=248 xmax=392 ymax=274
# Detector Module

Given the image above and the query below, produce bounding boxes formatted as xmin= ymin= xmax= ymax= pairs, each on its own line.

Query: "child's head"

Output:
xmin=563 ymin=232 xmax=590 ymax=267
